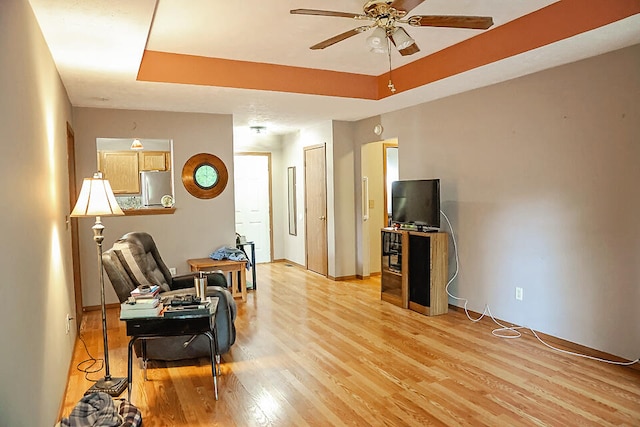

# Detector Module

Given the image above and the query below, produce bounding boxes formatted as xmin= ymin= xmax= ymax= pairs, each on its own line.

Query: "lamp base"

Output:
xmin=84 ymin=376 xmax=128 ymax=397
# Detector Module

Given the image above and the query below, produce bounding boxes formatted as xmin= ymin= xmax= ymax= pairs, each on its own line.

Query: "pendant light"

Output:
xmin=130 ymin=138 xmax=143 ymax=150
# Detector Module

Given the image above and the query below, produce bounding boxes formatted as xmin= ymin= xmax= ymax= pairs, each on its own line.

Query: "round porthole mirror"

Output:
xmin=181 ymin=153 xmax=228 ymax=199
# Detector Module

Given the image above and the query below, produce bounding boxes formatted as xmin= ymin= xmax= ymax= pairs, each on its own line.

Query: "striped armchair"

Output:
xmin=102 ymin=231 xmax=236 ymax=360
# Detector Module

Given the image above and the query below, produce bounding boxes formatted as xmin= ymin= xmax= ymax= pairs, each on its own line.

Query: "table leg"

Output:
xmin=240 ymin=268 xmax=247 ymax=302
xmin=142 ymin=340 xmax=148 ymax=381
xmin=250 ymin=243 xmax=256 ymax=290
xmin=237 ymin=243 xmax=257 ymax=290
xmin=205 ymin=331 xmax=218 ymax=400
xmin=127 ymin=337 xmax=137 ymax=402
xmin=231 ymin=271 xmax=239 ymax=298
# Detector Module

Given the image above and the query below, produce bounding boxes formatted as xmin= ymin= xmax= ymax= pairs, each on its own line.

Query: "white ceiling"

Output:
xmin=29 ymin=0 xmax=640 ymax=135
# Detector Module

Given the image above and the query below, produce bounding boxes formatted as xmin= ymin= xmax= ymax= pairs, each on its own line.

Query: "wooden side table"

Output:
xmin=188 ymin=258 xmax=247 ymax=302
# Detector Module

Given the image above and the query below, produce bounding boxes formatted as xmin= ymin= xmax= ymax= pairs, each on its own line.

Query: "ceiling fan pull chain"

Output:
xmin=387 ymin=37 xmax=396 ymax=93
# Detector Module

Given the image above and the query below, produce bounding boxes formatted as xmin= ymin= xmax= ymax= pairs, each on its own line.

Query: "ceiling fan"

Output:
xmin=291 ymin=0 xmax=494 ymax=56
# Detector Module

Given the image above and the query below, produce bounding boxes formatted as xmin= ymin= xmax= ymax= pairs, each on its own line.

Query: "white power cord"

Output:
xmin=439 ymin=209 xmax=639 ymax=366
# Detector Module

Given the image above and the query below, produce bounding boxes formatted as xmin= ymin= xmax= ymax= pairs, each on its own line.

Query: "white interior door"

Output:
xmin=234 ymin=154 xmax=272 ymax=264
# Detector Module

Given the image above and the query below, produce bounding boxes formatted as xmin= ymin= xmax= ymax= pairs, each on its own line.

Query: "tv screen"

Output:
xmin=391 ymin=179 xmax=440 ymax=228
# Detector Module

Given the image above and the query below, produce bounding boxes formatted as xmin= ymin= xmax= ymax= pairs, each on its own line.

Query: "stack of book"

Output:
xmin=120 ymin=296 xmax=163 ymax=319
xmin=130 ymin=284 xmax=160 ymax=300
xmin=120 ymin=285 xmax=163 ymax=319
xmin=163 ymin=297 xmax=212 ymax=318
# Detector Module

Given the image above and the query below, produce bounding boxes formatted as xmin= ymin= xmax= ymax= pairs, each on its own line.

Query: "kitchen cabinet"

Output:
xmin=139 ymin=151 xmax=170 ymax=171
xmin=98 ymin=151 xmax=139 ymax=194
xmin=97 ymin=150 xmax=171 ymax=194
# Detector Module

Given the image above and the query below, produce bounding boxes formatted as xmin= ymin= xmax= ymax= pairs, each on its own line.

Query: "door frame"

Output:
xmin=234 ymin=152 xmax=274 ymax=262
xmin=66 ymin=123 xmax=83 ymax=330
xmin=383 ymin=141 xmax=399 ymax=228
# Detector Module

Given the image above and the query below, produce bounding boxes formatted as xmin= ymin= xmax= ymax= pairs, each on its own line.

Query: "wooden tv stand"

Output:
xmin=380 ymin=228 xmax=449 ymax=316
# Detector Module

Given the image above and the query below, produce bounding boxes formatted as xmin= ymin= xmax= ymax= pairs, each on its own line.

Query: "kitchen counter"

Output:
xmin=122 ymin=207 xmax=176 ymax=216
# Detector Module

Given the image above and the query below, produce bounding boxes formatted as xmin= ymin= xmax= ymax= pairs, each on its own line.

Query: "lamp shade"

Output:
xmin=390 ymin=27 xmax=415 ymax=50
xmin=71 ymin=173 xmax=124 ymax=217
xmin=366 ymin=27 xmax=388 ymax=52
xmin=369 ymin=45 xmax=388 ymax=54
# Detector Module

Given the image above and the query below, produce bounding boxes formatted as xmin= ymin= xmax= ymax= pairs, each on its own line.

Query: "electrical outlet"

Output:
xmin=169 ymin=267 xmax=177 ymax=275
xmin=66 ymin=313 xmax=73 ymax=334
xmin=515 ymin=287 xmax=524 ymax=301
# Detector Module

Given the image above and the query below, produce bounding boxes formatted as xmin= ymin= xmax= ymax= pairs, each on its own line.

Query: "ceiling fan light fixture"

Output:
xmin=366 ymin=27 xmax=388 ymax=51
xmin=250 ymin=126 xmax=267 ymax=134
xmin=369 ymin=46 xmax=388 ymax=54
xmin=390 ymin=27 xmax=415 ymax=50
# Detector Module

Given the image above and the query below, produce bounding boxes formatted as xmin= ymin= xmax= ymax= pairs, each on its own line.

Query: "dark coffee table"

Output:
xmin=122 ymin=297 xmax=220 ymax=401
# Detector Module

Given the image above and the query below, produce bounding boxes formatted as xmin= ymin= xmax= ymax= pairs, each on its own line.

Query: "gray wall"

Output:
xmin=372 ymin=44 xmax=640 ymax=360
xmin=73 ymin=108 xmax=236 ymax=307
xmin=280 ymin=132 xmax=308 ymax=265
xmin=352 ymin=116 xmax=385 ymax=278
xmin=331 ymin=121 xmax=357 ymax=278
xmin=0 ymin=0 xmax=75 ymax=425
xmin=278 ymin=121 xmax=357 ymax=279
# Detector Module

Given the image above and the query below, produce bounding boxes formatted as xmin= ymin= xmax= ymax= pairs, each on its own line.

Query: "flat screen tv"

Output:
xmin=391 ymin=179 xmax=440 ymax=229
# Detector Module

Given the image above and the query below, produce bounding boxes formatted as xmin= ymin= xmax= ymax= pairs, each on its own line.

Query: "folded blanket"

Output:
xmin=117 ymin=399 xmax=143 ymax=427
xmin=59 ymin=392 xmax=121 ymax=427
xmin=210 ymin=246 xmax=251 ymax=267
xmin=58 ymin=392 xmax=142 ymax=427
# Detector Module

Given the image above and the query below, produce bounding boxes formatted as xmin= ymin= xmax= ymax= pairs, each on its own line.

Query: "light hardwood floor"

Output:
xmin=61 ymin=263 xmax=640 ymax=426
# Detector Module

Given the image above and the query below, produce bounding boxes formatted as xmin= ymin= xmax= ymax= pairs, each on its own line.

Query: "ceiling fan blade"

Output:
xmin=290 ymin=9 xmax=364 ymax=19
xmin=310 ymin=27 xmax=371 ymax=50
xmin=398 ymin=42 xmax=420 ymax=56
xmin=408 ymin=15 xmax=494 ymax=30
xmin=390 ymin=0 xmax=426 ymax=13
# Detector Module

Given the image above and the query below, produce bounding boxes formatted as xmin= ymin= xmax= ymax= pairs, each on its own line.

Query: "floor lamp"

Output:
xmin=71 ymin=172 xmax=127 ymax=396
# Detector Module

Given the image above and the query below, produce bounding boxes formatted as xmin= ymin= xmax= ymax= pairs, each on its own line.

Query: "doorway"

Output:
xmin=233 ymin=153 xmax=273 ymax=263
xmin=361 ymin=139 xmax=398 ymax=277
xmin=304 ymin=144 xmax=328 ymax=276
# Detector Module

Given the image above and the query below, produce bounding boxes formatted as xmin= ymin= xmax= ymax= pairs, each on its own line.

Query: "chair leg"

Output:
xmin=183 ymin=335 xmax=198 ymax=348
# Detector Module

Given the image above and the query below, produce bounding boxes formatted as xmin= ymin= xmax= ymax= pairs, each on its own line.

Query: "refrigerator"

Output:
xmin=140 ymin=170 xmax=172 ymax=206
